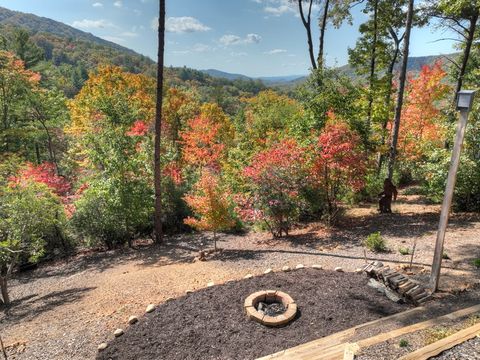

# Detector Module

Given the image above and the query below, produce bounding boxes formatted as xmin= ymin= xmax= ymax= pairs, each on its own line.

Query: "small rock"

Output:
xmin=264 ymin=268 xmax=273 ymax=274
xmin=185 ymin=289 xmax=194 ymax=294
xmin=244 ymin=274 xmax=253 ymax=279
xmin=311 ymin=264 xmax=323 ymax=270
xmin=295 ymin=264 xmax=305 ymax=270
xmin=128 ymin=315 xmax=138 ymax=325
xmin=98 ymin=343 xmax=108 ymax=351
xmin=282 ymin=266 xmax=291 ymax=272
xmin=145 ymin=304 xmax=155 ymax=313
xmin=334 ymin=267 xmax=344 ymax=272
xmin=373 ymin=261 xmax=383 ymax=267
xmin=164 ymin=297 xmax=174 ymax=302
xmin=207 ymin=281 xmax=215 ymax=287
xmin=114 ymin=328 xmax=124 ymax=337
xmin=355 ymin=268 xmax=363 ymax=273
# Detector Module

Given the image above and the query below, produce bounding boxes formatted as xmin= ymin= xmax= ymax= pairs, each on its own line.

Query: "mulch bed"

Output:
xmin=97 ymin=268 xmax=410 ymax=360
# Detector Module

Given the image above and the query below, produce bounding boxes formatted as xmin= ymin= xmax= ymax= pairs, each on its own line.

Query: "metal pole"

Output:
xmin=429 ymin=109 xmax=469 ymax=292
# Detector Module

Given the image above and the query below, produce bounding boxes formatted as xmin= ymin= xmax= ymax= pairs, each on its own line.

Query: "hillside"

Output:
xmin=0 ymin=6 xmax=139 ymax=55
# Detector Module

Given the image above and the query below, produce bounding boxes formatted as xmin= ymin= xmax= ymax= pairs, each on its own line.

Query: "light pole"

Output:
xmin=429 ymin=90 xmax=476 ymax=292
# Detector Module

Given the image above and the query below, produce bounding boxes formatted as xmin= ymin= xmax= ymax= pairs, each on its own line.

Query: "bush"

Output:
xmin=71 ymin=178 xmax=153 ymax=249
xmin=0 ymin=181 xmax=66 ymax=304
xmin=473 ymin=259 xmax=480 ymax=268
xmin=399 ymin=247 xmax=410 ymax=255
xmin=364 ymin=232 xmax=387 ymax=252
xmin=399 ymin=339 xmax=409 ymax=348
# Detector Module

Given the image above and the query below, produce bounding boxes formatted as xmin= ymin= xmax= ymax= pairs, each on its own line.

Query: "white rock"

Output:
xmin=128 ymin=315 xmax=138 ymax=325
xmin=185 ymin=289 xmax=194 ymax=294
xmin=264 ymin=268 xmax=273 ymax=274
xmin=311 ymin=264 xmax=323 ymax=270
xmin=334 ymin=267 xmax=344 ymax=272
xmin=244 ymin=274 xmax=253 ymax=279
xmin=355 ymin=268 xmax=364 ymax=274
xmin=114 ymin=328 xmax=124 ymax=337
xmin=207 ymin=281 xmax=215 ymax=287
xmin=145 ymin=304 xmax=155 ymax=313
xmin=98 ymin=343 xmax=108 ymax=351
xmin=295 ymin=264 xmax=305 ymax=270
xmin=282 ymin=266 xmax=291 ymax=272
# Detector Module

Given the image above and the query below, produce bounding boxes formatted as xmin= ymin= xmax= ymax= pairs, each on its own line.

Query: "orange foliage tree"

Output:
xmin=397 ymin=61 xmax=449 ymax=161
xmin=183 ymin=170 xmax=235 ymax=250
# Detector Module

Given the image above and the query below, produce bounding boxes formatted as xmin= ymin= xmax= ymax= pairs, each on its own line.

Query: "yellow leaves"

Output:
xmin=67 ymin=65 xmax=155 ymax=136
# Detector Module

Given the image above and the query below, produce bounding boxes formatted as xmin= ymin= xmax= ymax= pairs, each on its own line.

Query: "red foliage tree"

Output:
xmin=10 ymin=162 xmax=71 ymax=196
xmin=180 ymin=116 xmax=225 ymax=170
xmin=313 ymin=121 xmax=367 ymax=222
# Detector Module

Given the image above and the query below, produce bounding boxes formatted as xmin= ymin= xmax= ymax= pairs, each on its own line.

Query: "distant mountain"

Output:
xmin=201 ymin=69 xmax=306 ymax=85
xmin=202 ymin=53 xmax=458 ymax=87
xmin=0 ymin=6 xmax=137 ymax=55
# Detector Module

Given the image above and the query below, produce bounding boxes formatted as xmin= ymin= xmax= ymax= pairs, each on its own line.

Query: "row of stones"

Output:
xmin=363 ymin=261 xmax=432 ymax=304
xmin=97 ymin=302 xmax=161 ymax=351
xmin=205 ymin=263 xmax=353 ymax=288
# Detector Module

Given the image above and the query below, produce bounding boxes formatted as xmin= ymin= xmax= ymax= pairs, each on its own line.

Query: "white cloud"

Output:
xmin=92 ymin=2 xmax=103 ymax=7
xmin=258 ymin=0 xmax=319 ymax=18
xmin=220 ymin=35 xmax=242 ymax=45
xmin=72 ymin=19 xmax=115 ymax=29
xmin=164 ymin=16 xmax=211 ymax=33
xmin=264 ymin=49 xmax=287 ymax=54
xmin=220 ymin=33 xmax=262 ymax=46
xmin=113 ymin=1 xmax=122 ymax=7
xmin=133 ymin=9 xmax=142 ymax=15
xmin=245 ymin=33 xmax=262 ymax=43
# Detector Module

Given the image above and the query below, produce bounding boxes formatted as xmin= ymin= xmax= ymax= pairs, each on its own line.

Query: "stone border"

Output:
xmin=244 ymin=290 xmax=297 ymax=327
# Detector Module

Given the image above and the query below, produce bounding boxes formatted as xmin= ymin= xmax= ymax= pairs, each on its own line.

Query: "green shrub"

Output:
xmin=399 ymin=339 xmax=409 ymax=348
xmin=364 ymin=232 xmax=387 ymax=252
xmin=473 ymin=259 xmax=480 ymax=268
xmin=71 ymin=177 xmax=153 ymax=249
xmin=0 ymin=181 xmax=66 ymax=304
xmin=442 ymin=252 xmax=450 ymax=260
xmin=399 ymin=247 xmax=410 ymax=255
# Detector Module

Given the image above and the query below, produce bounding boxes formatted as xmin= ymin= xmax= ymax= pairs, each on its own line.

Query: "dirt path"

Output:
xmin=1 ymin=192 xmax=479 ymax=359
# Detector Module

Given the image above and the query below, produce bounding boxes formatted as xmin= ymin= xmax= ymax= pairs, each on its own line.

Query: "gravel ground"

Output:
xmin=96 ymin=269 xmax=409 ymax=360
xmin=432 ymin=336 xmax=480 ymax=359
xmin=1 ymin=193 xmax=479 ymax=359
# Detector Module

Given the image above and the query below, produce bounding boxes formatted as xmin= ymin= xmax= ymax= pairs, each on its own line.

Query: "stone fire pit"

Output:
xmin=244 ymin=290 xmax=297 ymax=327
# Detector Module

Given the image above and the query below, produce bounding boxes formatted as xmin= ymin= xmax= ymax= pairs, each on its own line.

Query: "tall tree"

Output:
xmin=388 ymin=0 xmax=415 ymax=179
xmin=154 ymin=0 xmax=166 ymax=244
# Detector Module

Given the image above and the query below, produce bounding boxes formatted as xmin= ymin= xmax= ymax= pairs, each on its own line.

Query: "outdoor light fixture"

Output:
xmin=456 ymin=90 xmax=476 ymax=111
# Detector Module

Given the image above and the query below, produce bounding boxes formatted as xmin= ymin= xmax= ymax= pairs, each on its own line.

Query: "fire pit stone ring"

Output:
xmin=244 ymin=290 xmax=297 ymax=327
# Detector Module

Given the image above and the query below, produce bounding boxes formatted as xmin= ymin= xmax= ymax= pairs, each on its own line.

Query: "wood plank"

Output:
xmin=256 ymin=307 xmax=425 ymax=360
xmin=356 ymin=303 xmax=480 ymax=350
xmin=398 ymin=322 xmax=480 ymax=360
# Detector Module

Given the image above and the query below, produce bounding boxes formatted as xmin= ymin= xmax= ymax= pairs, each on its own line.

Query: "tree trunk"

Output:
xmin=318 ymin=0 xmax=330 ymax=69
xmin=377 ymin=29 xmax=402 ymax=173
xmin=453 ymin=10 xmax=478 ymax=105
xmin=298 ymin=0 xmax=317 ymax=70
xmin=366 ymin=0 xmax=378 ymax=133
xmin=154 ymin=0 xmax=166 ymax=244
xmin=388 ymin=0 xmax=414 ymax=180
xmin=0 ymin=276 xmax=9 ymax=306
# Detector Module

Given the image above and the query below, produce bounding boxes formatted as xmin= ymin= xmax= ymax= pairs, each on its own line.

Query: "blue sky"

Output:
xmin=0 ymin=0 xmax=458 ymax=77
